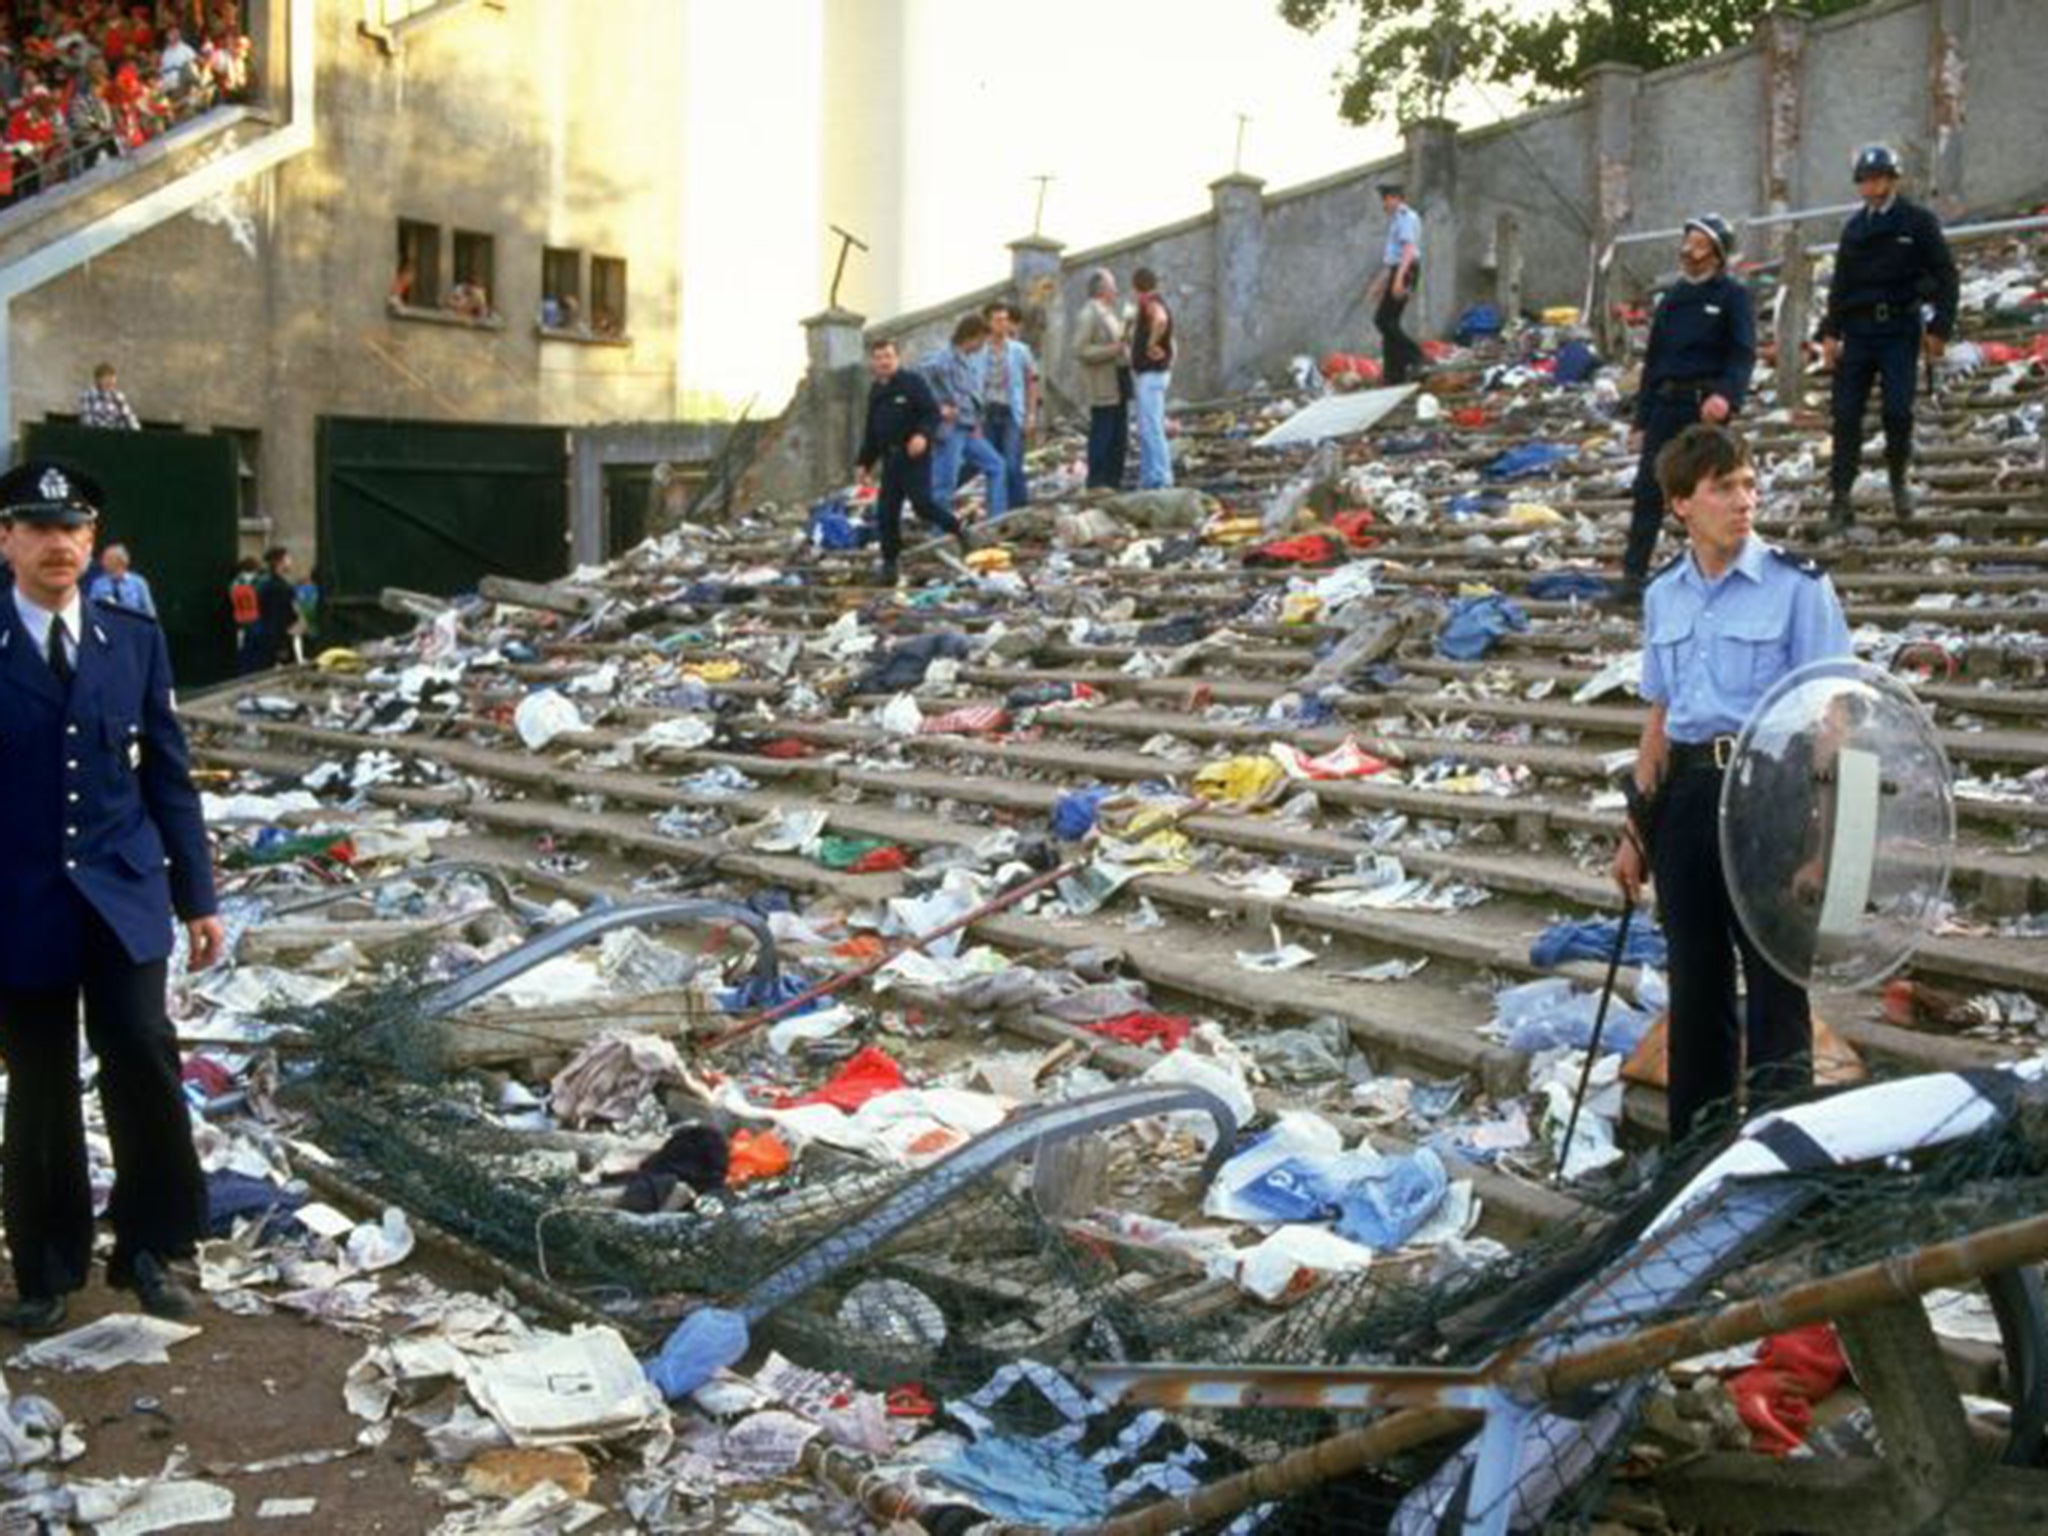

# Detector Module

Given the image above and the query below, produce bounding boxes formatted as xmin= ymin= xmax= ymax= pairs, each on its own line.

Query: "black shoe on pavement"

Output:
xmin=877 ymin=559 xmax=899 ymax=588
xmin=2 ymin=1294 xmax=67 ymax=1336
xmin=1824 ymin=490 xmax=1854 ymax=534
xmin=125 ymin=1253 xmax=198 ymax=1322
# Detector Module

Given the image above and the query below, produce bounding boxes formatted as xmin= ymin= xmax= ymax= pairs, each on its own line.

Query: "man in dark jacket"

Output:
xmin=256 ymin=545 xmax=298 ymax=666
xmin=1621 ymin=214 xmax=1754 ymax=601
xmin=1819 ymin=144 xmax=1959 ymax=532
xmin=856 ymin=337 xmax=967 ymax=587
xmin=0 ymin=460 xmax=224 ymax=1333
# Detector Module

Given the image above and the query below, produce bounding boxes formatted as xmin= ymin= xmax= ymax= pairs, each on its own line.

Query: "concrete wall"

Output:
xmin=1965 ymin=0 xmax=2048 ymax=210
xmin=11 ymin=0 xmax=689 ymax=559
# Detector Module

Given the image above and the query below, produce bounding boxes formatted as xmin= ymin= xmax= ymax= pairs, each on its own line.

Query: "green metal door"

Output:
xmin=317 ymin=417 xmax=569 ymax=640
xmin=23 ymin=423 xmax=239 ymax=687
xmin=603 ymin=463 xmax=655 ymax=557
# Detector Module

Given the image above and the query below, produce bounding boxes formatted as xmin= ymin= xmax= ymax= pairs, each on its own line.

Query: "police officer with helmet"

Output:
xmin=1820 ymin=143 xmax=1958 ymax=533
xmin=0 ymin=459 xmax=224 ymax=1334
xmin=1621 ymin=213 xmax=1755 ymax=603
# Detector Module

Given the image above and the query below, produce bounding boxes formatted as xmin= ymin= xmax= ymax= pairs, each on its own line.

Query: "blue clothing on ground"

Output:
xmin=1526 ymin=571 xmax=1612 ymax=602
xmin=1639 ymin=535 xmax=1852 ymax=742
xmin=1436 ymin=594 xmax=1530 ymax=661
xmin=1530 ymin=913 xmax=1668 ymax=970
xmin=1482 ymin=443 xmax=1575 ymax=480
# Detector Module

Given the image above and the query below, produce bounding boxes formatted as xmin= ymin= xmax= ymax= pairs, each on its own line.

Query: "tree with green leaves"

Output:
xmin=1279 ymin=0 xmax=1868 ymax=126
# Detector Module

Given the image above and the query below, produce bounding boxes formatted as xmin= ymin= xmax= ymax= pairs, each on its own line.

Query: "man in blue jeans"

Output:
xmin=1129 ymin=267 xmax=1174 ymax=489
xmin=918 ymin=315 xmax=1008 ymax=523
xmin=978 ymin=300 xmax=1038 ymax=510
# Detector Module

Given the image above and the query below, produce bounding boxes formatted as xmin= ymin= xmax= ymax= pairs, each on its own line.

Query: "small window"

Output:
xmin=450 ymin=230 xmax=496 ymax=318
xmin=591 ymin=255 xmax=627 ymax=337
xmin=214 ymin=427 xmax=262 ymax=523
xmin=542 ymin=246 xmax=582 ymax=329
xmin=395 ymin=219 xmax=440 ymax=308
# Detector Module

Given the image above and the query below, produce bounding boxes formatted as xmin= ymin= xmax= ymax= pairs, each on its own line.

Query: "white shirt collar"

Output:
xmin=12 ymin=584 xmax=83 ymax=659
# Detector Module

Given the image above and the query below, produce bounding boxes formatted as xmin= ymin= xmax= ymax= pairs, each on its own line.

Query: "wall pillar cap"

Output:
xmin=1007 ymin=234 xmax=1065 ymax=255
xmin=1399 ymin=115 xmax=1462 ymax=135
xmin=1578 ymin=61 xmax=1646 ymax=85
xmin=1208 ymin=171 xmax=1266 ymax=194
xmin=803 ymin=306 xmax=867 ymax=330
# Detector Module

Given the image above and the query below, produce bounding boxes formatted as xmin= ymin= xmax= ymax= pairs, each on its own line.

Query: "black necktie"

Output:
xmin=48 ymin=627 xmax=72 ymax=690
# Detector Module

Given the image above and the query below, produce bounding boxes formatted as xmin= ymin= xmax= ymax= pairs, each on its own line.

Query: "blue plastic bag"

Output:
xmin=1322 ymin=1147 xmax=1451 ymax=1249
xmin=645 ymin=1306 xmax=750 ymax=1400
xmin=1052 ymin=787 xmax=1112 ymax=841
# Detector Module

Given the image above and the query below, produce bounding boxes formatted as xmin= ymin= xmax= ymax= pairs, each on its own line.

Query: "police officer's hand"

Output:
xmin=1613 ymin=832 xmax=1647 ymax=904
xmin=1823 ymin=337 xmax=1841 ymax=371
xmin=906 ymin=433 xmax=928 ymax=459
xmin=186 ymin=915 xmax=227 ymax=971
xmin=1701 ymin=393 xmax=1731 ymax=424
xmin=1923 ymin=333 xmax=1947 ymax=362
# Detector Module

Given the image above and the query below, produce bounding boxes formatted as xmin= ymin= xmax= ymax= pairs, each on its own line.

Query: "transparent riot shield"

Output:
xmin=1719 ymin=660 xmax=1955 ymax=989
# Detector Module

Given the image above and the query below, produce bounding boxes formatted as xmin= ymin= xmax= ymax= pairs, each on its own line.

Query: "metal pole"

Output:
xmin=1555 ymin=904 xmax=1633 ymax=1184
xmin=826 ymin=223 xmax=869 ymax=310
xmin=1232 ymin=114 xmax=1250 ymax=176
xmin=1031 ymin=174 xmax=1054 ymax=238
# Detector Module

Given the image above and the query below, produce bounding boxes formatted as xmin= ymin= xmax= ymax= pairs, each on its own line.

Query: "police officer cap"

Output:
xmin=1852 ymin=143 xmax=1901 ymax=181
xmin=0 ymin=459 xmax=101 ymax=527
xmin=1683 ymin=213 xmax=1736 ymax=260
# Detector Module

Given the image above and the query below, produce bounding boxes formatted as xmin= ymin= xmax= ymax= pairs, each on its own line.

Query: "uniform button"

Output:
xmin=66 ymin=759 xmax=79 ymax=771
xmin=67 ymin=792 xmax=78 ymax=803
xmin=66 ymin=826 xmax=77 ymax=838
xmin=64 ymin=859 xmax=76 ymax=871
xmin=66 ymin=724 xmax=78 ymax=736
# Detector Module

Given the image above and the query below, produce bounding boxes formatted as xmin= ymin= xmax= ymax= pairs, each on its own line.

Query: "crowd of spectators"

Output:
xmin=0 ymin=2 xmax=253 ymax=208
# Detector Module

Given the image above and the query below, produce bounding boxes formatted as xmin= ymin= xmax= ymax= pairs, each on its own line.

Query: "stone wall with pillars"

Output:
xmin=751 ymin=0 xmax=2048 ymax=503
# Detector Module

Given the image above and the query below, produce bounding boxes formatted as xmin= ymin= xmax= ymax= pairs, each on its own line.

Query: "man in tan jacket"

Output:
xmin=1075 ymin=268 xmax=1129 ymax=489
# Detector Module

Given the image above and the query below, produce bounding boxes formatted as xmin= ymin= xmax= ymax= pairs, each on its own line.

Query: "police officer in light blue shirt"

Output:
xmin=0 ymin=460 xmax=224 ymax=1335
xmin=1615 ymin=425 xmax=1851 ymax=1144
xmin=1370 ymin=182 xmax=1423 ymax=385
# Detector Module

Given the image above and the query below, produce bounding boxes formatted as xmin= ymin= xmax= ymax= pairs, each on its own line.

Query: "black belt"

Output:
xmin=1843 ymin=300 xmax=1912 ymax=324
xmin=1668 ymin=735 xmax=1738 ymax=774
xmin=1655 ymin=378 xmax=1719 ymax=397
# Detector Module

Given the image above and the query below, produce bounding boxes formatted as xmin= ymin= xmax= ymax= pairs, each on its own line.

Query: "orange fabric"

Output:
xmin=725 ymin=1129 xmax=791 ymax=1185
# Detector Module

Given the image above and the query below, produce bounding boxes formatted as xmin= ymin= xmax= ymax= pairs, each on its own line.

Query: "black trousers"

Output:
xmin=1086 ymin=403 xmax=1128 ymax=490
xmin=1652 ymin=768 xmax=1813 ymax=1145
xmin=0 ymin=900 xmax=206 ymax=1298
xmin=875 ymin=450 xmax=958 ymax=564
xmin=1625 ymin=391 xmax=1709 ymax=582
xmin=1830 ymin=328 xmax=1920 ymax=495
xmin=1375 ymin=285 xmax=1423 ymax=385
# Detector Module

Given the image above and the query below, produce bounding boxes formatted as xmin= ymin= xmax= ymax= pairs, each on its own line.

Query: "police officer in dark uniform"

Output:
xmin=1614 ymin=426 xmax=1851 ymax=1144
xmin=1621 ymin=214 xmax=1754 ymax=603
xmin=1819 ymin=144 xmax=1959 ymax=532
xmin=855 ymin=335 xmax=969 ymax=588
xmin=0 ymin=460 xmax=225 ymax=1334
